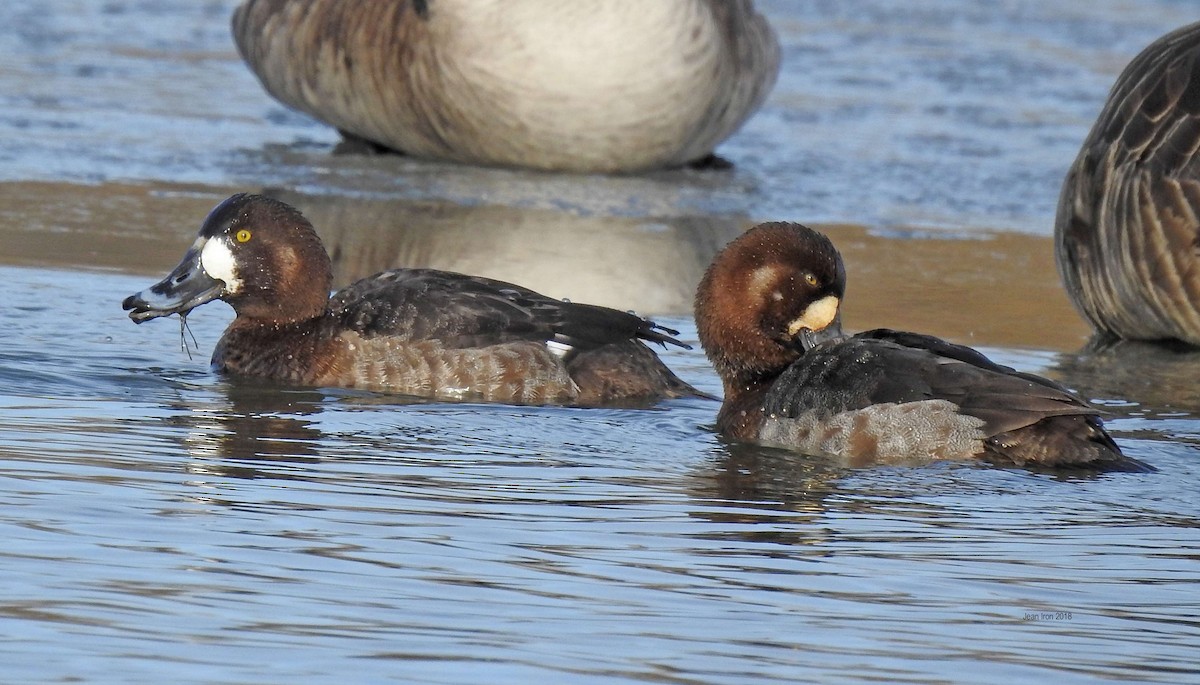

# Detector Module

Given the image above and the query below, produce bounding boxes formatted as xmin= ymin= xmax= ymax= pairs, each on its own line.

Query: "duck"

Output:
xmin=1056 ymin=20 xmax=1200 ymax=346
xmin=695 ymin=222 xmax=1140 ymax=469
xmin=122 ymin=193 xmax=704 ymax=406
xmin=231 ymin=0 xmax=780 ymax=173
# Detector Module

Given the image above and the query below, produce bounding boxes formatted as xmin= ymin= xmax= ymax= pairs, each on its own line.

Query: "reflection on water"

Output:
xmin=275 ymin=189 xmax=1094 ymax=344
xmin=701 ymin=441 xmax=845 ymax=513
xmin=0 ymin=180 xmax=1092 ymax=346
xmin=3 ymin=0 xmax=1200 ymax=682
xmin=824 ymin=225 xmax=1091 ymax=350
xmin=1055 ymin=340 xmax=1200 ymax=414
xmin=268 ymin=188 xmax=747 ymax=315
xmin=0 ymin=181 xmax=238 ymax=274
xmin=0 ymin=264 xmax=1198 ymax=683
xmin=179 ymin=384 xmax=328 ymax=472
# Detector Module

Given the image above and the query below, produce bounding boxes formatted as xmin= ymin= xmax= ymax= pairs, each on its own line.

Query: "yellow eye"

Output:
xmin=235 ymin=229 xmax=252 ymax=243
xmin=803 ymin=273 xmax=819 ymax=286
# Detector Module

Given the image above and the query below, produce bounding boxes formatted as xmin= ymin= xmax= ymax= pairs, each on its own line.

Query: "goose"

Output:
xmin=1056 ymin=21 xmax=1200 ymax=346
xmin=232 ymin=0 xmax=780 ymax=173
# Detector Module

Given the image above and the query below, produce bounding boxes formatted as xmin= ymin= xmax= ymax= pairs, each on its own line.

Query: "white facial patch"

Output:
xmin=200 ymin=238 xmax=243 ymax=294
xmin=748 ymin=265 xmax=780 ymax=299
xmin=787 ymin=295 xmax=840 ymax=336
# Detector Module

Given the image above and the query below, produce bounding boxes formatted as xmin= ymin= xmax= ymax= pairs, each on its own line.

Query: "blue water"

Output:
xmin=1 ymin=262 xmax=1197 ymax=684
xmin=1 ymin=1 xmax=1199 ymax=683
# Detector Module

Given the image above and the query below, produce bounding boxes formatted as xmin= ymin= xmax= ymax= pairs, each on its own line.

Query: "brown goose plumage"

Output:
xmin=1056 ymin=21 xmax=1200 ymax=346
xmin=231 ymin=0 xmax=780 ymax=173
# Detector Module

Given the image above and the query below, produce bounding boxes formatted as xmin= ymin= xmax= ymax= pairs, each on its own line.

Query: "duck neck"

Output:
xmin=230 ymin=257 xmax=332 ymax=325
xmin=716 ymin=376 xmax=773 ymax=440
xmin=213 ymin=315 xmax=336 ymax=383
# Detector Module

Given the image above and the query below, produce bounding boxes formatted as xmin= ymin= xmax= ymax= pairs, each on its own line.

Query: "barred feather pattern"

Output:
xmin=1056 ymin=20 xmax=1200 ymax=344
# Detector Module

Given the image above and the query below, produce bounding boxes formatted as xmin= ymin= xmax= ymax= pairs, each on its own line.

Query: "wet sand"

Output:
xmin=1 ymin=180 xmax=1090 ymax=350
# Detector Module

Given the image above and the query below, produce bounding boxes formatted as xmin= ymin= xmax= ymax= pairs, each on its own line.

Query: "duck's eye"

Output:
xmin=235 ymin=229 xmax=252 ymax=243
xmin=803 ymin=273 xmax=819 ymax=287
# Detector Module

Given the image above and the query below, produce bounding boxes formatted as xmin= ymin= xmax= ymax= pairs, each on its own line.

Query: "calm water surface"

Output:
xmin=2 ymin=1 xmax=1199 ymax=683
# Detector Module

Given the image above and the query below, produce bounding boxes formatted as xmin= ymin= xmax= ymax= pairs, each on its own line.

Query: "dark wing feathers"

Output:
xmin=1096 ymin=21 xmax=1200 ymax=175
xmin=1081 ymin=21 xmax=1200 ymax=245
xmin=327 ymin=268 xmax=688 ymax=351
xmin=854 ymin=329 xmax=1014 ymax=372
xmin=763 ymin=331 xmax=1097 ymax=437
xmin=543 ymin=301 xmax=686 ymax=351
xmin=854 ymin=328 xmax=1080 ymax=396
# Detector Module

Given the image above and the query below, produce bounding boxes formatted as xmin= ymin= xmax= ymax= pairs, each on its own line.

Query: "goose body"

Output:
xmin=1056 ymin=21 xmax=1200 ymax=345
xmin=232 ymin=0 xmax=780 ymax=172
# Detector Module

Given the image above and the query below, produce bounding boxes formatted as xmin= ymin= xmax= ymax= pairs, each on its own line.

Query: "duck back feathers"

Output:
xmin=759 ymin=331 xmax=1121 ymax=467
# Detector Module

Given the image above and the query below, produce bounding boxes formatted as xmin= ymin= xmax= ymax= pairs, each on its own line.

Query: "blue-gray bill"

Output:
xmin=121 ymin=245 xmax=225 ymax=323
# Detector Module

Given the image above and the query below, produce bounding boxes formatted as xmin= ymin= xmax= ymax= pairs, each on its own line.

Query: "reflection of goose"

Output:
xmin=1056 ymin=21 xmax=1200 ymax=346
xmin=1053 ymin=339 xmax=1200 ymax=414
xmin=232 ymin=0 xmax=779 ymax=172
xmin=269 ymin=189 xmax=747 ymax=316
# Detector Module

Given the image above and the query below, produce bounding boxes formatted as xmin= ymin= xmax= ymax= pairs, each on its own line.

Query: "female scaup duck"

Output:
xmin=695 ymin=222 xmax=1137 ymax=469
xmin=1056 ymin=21 xmax=1200 ymax=346
xmin=231 ymin=0 xmax=780 ymax=172
xmin=123 ymin=193 xmax=703 ymax=406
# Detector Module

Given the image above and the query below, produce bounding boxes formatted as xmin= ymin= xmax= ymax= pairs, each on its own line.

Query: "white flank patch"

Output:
xmin=439 ymin=386 xmax=471 ymax=401
xmin=200 ymin=238 xmax=243 ymax=294
xmin=787 ymin=295 xmax=840 ymax=336
xmin=546 ymin=340 xmax=573 ymax=359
